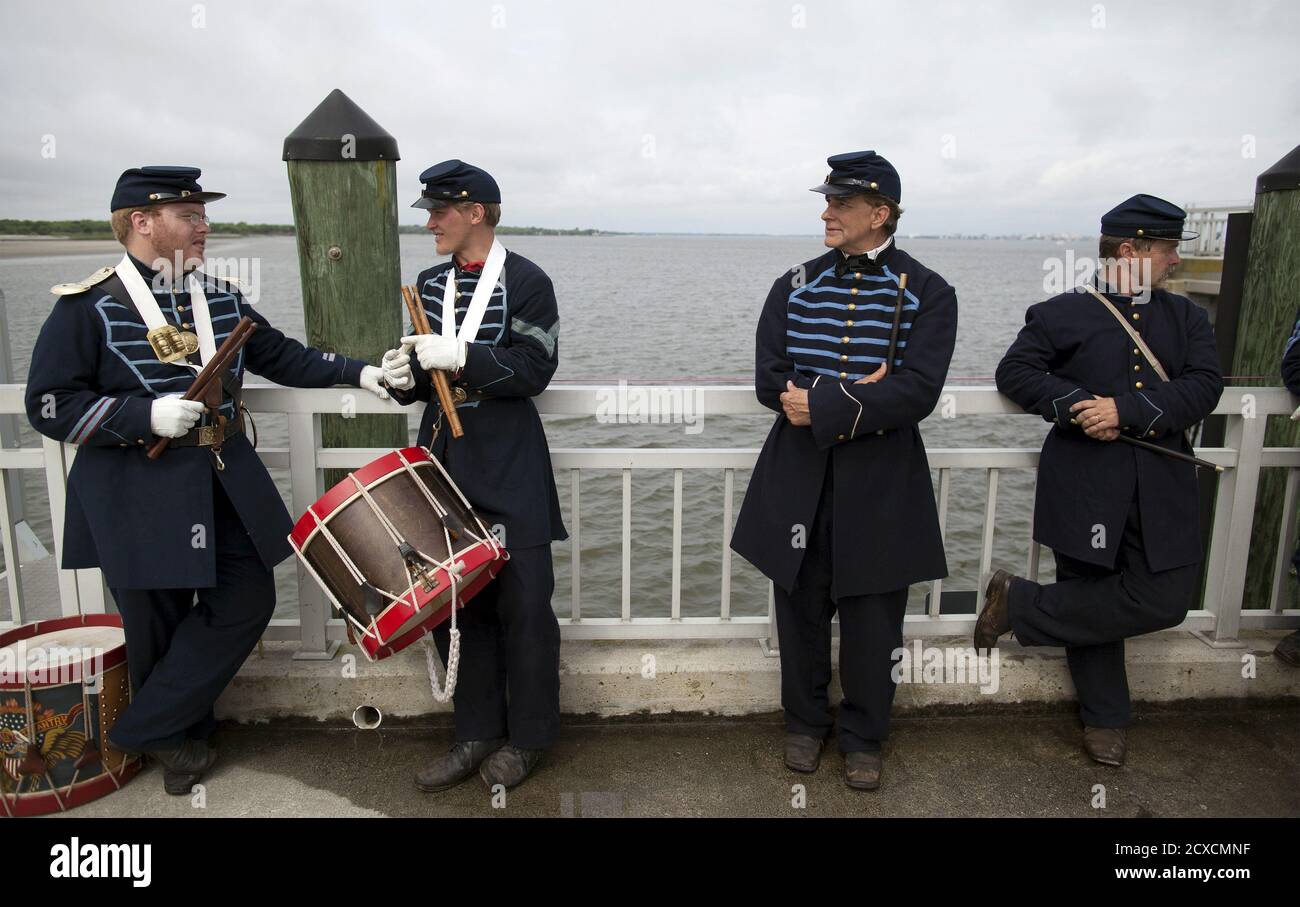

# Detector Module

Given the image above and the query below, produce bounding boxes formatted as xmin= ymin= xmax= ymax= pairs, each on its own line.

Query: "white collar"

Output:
xmin=841 ymin=235 xmax=893 ymax=262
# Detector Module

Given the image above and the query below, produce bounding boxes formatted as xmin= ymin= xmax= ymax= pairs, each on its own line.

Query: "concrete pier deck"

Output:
xmin=50 ymin=704 xmax=1299 ymax=818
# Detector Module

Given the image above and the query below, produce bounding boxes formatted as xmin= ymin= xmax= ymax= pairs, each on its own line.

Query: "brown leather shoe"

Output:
xmin=844 ymin=751 xmax=882 ymax=790
xmin=974 ymin=569 xmax=1015 ymax=651
xmin=783 ymin=734 xmax=824 ymax=773
xmin=1083 ymin=726 xmax=1127 ymax=766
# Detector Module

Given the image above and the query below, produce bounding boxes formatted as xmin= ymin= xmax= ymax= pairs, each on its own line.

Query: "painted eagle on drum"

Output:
xmin=0 ymin=697 xmax=88 ymax=794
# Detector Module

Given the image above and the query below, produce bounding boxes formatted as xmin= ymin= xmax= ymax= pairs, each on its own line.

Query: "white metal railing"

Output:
xmin=2 ymin=384 xmax=1297 ymax=654
xmin=1182 ymin=203 xmax=1252 ymax=258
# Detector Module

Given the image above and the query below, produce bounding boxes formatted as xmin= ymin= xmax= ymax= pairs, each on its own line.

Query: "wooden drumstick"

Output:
xmin=147 ymin=317 xmax=257 ymax=459
xmin=402 ymin=285 xmax=465 ymax=439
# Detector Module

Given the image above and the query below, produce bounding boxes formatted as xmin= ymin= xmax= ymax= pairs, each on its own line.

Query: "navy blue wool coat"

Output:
xmin=995 ymin=283 xmax=1222 ymax=572
xmin=25 ymin=256 xmax=369 ymax=589
xmin=731 ymin=244 xmax=957 ymax=598
xmin=391 ymin=250 xmax=566 ymax=550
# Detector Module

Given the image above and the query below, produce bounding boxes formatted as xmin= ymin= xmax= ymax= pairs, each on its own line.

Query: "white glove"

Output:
xmin=401 ymin=334 xmax=467 ymax=372
xmin=359 ymin=365 xmax=391 ymax=401
xmin=380 ymin=343 xmax=415 ymax=391
xmin=150 ymin=395 xmax=205 ymax=438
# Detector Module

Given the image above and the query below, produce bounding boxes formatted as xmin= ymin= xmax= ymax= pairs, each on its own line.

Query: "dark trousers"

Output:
xmin=773 ymin=470 xmax=909 ymax=753
xmin=432 ymin=544 xmax=560 ymax=750
xmin=1008 ymin=499 xmax=1198 ymax=728
xmin=107 ymin=479 xmax=275 ymax=752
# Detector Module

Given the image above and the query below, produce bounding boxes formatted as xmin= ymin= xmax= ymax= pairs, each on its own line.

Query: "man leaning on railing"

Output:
xmin=979 ymin=194 xmax=1224 ymax=767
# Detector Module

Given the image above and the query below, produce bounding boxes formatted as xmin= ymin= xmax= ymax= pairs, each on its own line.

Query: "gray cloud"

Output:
xmin=1 ymin=0 xmax=1296 ymax=234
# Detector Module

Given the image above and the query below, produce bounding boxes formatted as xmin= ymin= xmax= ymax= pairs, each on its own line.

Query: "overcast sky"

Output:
xmin=1 ymin=0 xmax=1296 ymax=235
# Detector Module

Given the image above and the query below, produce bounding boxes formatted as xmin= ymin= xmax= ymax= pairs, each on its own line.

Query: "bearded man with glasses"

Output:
xmin=25 ymin=165 xmax=391 ymax=795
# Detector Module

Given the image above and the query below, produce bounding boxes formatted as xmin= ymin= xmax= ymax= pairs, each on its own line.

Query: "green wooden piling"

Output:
xmin=283 ymin=89 xmax=407 ymax=488
xmin=1232 ymin=144 xmax=1300 ymax=609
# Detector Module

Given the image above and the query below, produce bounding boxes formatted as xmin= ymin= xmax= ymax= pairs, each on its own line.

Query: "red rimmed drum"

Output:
xmin=290 ymin=447 xmax=508 ymax=661
xmin=0 ymin=614 xmax=141 ymax=817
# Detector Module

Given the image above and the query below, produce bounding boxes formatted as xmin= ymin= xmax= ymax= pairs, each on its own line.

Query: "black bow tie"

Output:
xmin=835 ymin=253 xmax=885 ymax=279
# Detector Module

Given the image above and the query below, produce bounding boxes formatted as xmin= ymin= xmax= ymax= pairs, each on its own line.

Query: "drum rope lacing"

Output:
xmin=342 ymin=468 xmax=464 ymax=699
xmin=422 ymin=519 xmax=462 ymax=703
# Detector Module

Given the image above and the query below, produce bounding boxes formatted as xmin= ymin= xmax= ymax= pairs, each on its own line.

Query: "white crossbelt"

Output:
xmin=115 ymin=253 xmax=217 ymax=371
xmin=442 ymin=238 xmax=507 ymax=345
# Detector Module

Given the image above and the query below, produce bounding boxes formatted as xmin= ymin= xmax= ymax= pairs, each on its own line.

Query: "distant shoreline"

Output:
xmin=0 ymin=231 xmax=1092 ymax=260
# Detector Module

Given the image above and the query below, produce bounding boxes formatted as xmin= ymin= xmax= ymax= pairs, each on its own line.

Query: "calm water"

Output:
xmin=0 ymin=234 xmax=1092 ymax=620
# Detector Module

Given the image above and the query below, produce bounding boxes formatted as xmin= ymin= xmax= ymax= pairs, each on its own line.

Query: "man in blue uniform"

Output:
xmin=1276 ymin=311 xmax=1300 ymax=666
xmin=25 ymin=166 xmax=389 ymax=794
xmin=731 ymin=151 xmax=958 ymax=791
xmin=380 ymin=160 xmax=565 ymax=792
xmin=982 ymin=195 xmax=1223 ymax=765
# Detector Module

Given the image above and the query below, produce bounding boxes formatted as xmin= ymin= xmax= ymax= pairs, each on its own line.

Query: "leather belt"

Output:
xmin=171 ymin=411 xmax=245 ymax=448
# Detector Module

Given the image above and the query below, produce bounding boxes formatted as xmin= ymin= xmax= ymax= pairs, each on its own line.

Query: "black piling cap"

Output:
xmin=1256 ymin=143 xmax=1300 ymax=195
xmin=283 ymin=88 xmax=400 ymax=162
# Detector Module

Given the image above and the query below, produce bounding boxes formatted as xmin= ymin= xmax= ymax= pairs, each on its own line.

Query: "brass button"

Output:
xmin=177 ymin=305 xmax=188 ymax=312
xmin=846 ymin=320 xmax=854 ymax=327
xmin=1135 ymin=381 xmax=1144 ymax=389
xmin=840 ymin=354 xmax=848 ymax=362
xmin=136 ymin=438 xmax=144 ymax=444
xmin=837 ymin=434 xmax=846 ymax=441
xmin=850 ymin=287 xmax=859 ymax=296
xmin=182 ymin=322 xmax=193 ymax=329
xmin=1148 ymin=431 xmax=1156 ymax=437
xmin=853 ymin=272 xmax=861 ymax=280
xmin=841 ymin=336 xmax=850 ymax=344
xmin=456 ymin=292 xmax=463 ymax=299
xmin=839 ymin=372 xmax=848 ymax=378
xmin=1070 ymin=418 xmax=1078 ymax=425
xmin=848 ymin=303 xmax=857 ymax=310
xmin=119 ymin=443 xmax=128 ymax=448
xmin=1132 ymin=348 xmax=1140 ymax=355
xmin=1134 ymin=364 xmax=1141 ymax=371
xmin=1132 ymin=312 xmax=1140 ymax=320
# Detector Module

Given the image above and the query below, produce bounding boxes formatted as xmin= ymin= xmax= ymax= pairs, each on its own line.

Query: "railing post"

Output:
xmin=288 ymin=411 xmax=338 ymax=660
xmin=720 ymin=468 xmax=734 ymax=621
xmin=569 ymin=468 xmax=580 ymax=622
xmin=42 ymin=438 xmax=80 ymax=616
xmin=1209 ymin=410 xmax=1268 ymax=643
xmin=0 ymin=464 xmax=25 ymax=623
xmin=0 ymin=288 xmax=27 ymax=530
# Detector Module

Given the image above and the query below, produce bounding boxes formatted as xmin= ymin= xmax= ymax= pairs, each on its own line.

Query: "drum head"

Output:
xmin=0 ymin=616 xmax=127 ymax=689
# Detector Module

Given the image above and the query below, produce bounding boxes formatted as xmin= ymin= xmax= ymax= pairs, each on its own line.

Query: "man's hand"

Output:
xmin=1070 ymin=396 xmax=1120 ymax=440
xmin=359 ymin=365 xmax=391 ymax=401
xmin=149 ymin=394 xmax=205 ymax=438
xmin=855 ymin=362 xmax=887 ymax=385
xmin=380 ymin=343 xmax=415 ymax=391
xmin=781 ymin=380 xmax=811 ymax=426
xmin=401 ymin=334 xmax=467 ymax=372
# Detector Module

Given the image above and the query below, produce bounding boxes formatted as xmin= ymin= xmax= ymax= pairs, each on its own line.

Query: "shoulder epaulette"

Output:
xmin=51 ymin=266 xmax=115 ymax=297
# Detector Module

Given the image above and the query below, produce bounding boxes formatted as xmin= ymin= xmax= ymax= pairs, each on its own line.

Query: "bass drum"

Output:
xmin=0 ymin=614 xmax=141 ymax=817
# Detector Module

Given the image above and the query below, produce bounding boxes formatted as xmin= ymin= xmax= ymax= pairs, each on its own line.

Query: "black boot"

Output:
xmin=138 ymin=738 xmax=217 ymax=796
xmin=415 ymin=738 xmax=506 ymax=792
xmin=479 ymin=744 xmax=546 ymax=789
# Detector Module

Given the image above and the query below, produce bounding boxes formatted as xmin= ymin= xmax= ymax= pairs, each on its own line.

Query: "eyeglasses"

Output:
xmin=167 ymin=212 xmax=211 ymax=227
